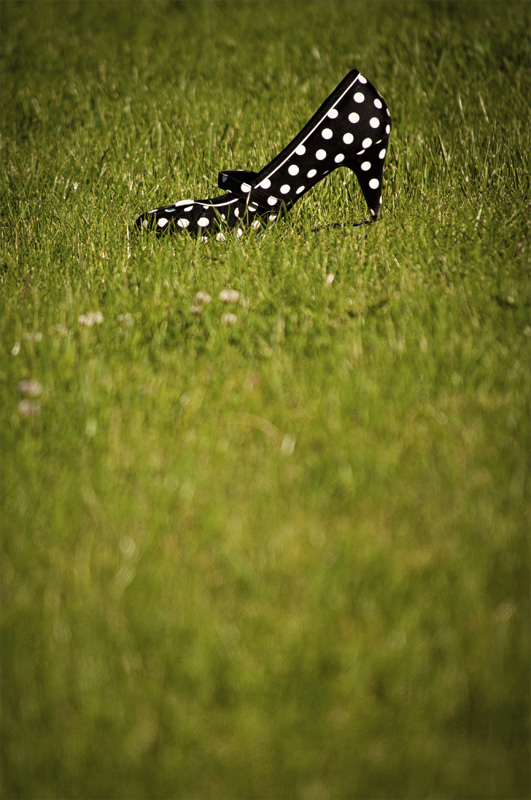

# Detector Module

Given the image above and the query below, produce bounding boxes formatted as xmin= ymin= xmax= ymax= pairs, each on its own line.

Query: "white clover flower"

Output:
xmin=18 ymin=399 xmax=41 ymax=418
xmin=194 ymin=292 xmax=212 ymax=305
xmin=54 ymin=324 xmax=70 ymax=337
xmin=23 ymin=331 xmax=42 ymax=343
xmin=219 ymin=289 xmax=240 ymax=304
xmin=78 ymin=311 xmax=104 ymax=327
xmin=18 ymin=379 xmax=42 ymax=398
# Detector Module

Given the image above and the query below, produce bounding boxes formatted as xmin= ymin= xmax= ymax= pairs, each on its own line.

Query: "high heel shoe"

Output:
xmin=135 ymin=68 xmax=391 ymax=239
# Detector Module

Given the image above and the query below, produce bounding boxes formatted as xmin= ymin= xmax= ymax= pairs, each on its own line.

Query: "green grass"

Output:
xmin=1 ymin=1 xmax=530 ymax=797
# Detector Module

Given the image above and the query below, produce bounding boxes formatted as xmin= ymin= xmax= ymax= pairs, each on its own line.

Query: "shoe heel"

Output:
xmin=348 ymin=137 xmax=390 ymax=221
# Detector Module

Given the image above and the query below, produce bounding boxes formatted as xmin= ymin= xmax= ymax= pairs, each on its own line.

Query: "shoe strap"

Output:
xmin=218 ymin=170 xmax=257 ymax=193
xmin=218 ymin=170 xmax=272 ymax=210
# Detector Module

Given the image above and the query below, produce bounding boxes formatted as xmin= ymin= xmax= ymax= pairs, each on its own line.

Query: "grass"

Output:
xmin=1 ymin=0 xmax=530 ymax=797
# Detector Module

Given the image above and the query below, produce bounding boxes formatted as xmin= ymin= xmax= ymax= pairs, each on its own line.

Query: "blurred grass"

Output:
xmin=1 ymin=1 xmax=530 ymax=797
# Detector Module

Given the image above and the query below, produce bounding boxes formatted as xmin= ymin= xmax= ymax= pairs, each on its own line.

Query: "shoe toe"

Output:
xmin=135 ymin=212 xmax=156 ymax=231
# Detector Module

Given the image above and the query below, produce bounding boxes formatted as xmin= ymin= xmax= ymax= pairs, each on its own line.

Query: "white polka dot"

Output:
xmin=268 ymin=214 xmax=277 ymax=221
xmin=280 ymin=184 xmax=291 ymax=195
xmin=236 ymin=228 xmax=243 ymax=238
xmin=358 ymin=74 xmax=367 ymax=84
xmin=234 ymin=208 xmax=240 ymax=218
xmin=385 ymin=124 xmax=391 ymax=134
xmin=259 ymin=178 xmax=271 ymax=189
xmin=386 ymin=108 xmax=391 ymax=117
xmin=343 ymin=132 xmax=354 ymax=145
xmin=221 ymin=213 xmax=226 ymax=220
xmin=248 ymin=203 xmax=258 ymax=212
xmin=296 ymin=185 xmax=306 ymax=194
xmin=177 ymin=218 xmax=189 ymax=228
xmin=216 ymin=232 xmax=226 ymax=242
xmin=307 ymin=168 xmax=317 ymax=178
xmin=141 ymin=219 xmax=149 ymax=229
xmin=361 ymin=161 xmax=371 ymax=172
xmin=370 ymin=117 xmax=380 ymax=129
xmin=316 ymin=149 xmax=327 ymax=160
xmin=362 ymin=137 xmax=373 ymax=149
xmin=369 ymin=178 xmax=380 ymax=190
xmin=374 ymin=98 xmax=383 ymax=109
xmin=267 ymin=196 xmax=277 ymax=206
xmin=295 ymin=144 xmax=306 ymax=156
xmin=240 ymin=182 xmax=252 ymax=193
xmin=322 ymin=128 xmax=333 ymax=139
xmin=379 ymin=148 xmax=387 ymax=159
xmin=157 ymin=218 xmax=168 ymax=228
xmin=288 ymin=164 xmax=300 ymax=176
xmin=349 ymin=112 xmax=360 ymax=124
xmin=327 ymin=108 xmax=339 ymax=118
xmin=184 ymin=205 xmax=193 ymax=212
xmin=334 ymin=153 xmax=345 ymax=163
xmin=199 ymin=236 xmax=208 ymax=243
xmin=202 ymin=205 xmax=209 ymax=209
xmin=354 ymin=92 xmax=365 ymax=103
xmin=197 ymin=217 xmax=210 ymax=227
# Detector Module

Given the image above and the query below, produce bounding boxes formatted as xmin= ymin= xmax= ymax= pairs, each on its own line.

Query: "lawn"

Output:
xmin=1 ymin=1 xmax=530 ymax=797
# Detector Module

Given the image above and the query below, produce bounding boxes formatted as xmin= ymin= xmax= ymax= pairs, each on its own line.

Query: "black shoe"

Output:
xmin=135 ymin=69 xmax=391 ymax=239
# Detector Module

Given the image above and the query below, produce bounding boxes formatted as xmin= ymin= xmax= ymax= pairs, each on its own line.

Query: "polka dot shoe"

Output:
xmin=135 ymin=69 xmax=391 ymax=239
